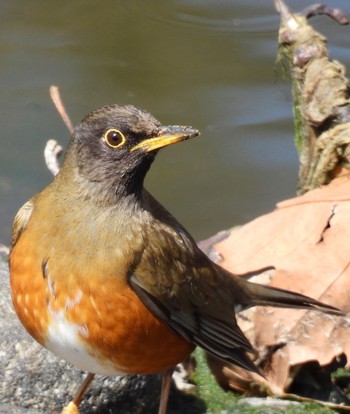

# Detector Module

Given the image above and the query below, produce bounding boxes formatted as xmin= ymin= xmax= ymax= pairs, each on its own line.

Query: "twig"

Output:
xmin=274 ymin=0 xmax=300 ymax=30
xmin=49 ymin=85 xmax=74 ymax=134
xmin=274 ymin=0 xmax=350 ymax=194
xmin=302 ymin=4 xmax=349 ymax=25
xmin=44 ymin=139 xmax=63 ymax=176
xmin=44 ymin=85 xmax=75 ymax=176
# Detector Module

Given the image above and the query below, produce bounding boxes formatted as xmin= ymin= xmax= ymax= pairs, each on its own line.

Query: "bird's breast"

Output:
xmin=9 ymin=200 xmax=193 ymax=375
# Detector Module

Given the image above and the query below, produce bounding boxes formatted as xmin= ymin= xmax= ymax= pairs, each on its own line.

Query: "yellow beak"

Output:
xmin=131 ymin=125 xmax=200 ymax=152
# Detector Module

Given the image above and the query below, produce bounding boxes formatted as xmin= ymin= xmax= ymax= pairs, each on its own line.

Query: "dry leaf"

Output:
xmin=201 ymin=0 xmax=350 ymax=408
xmin=209 ymin=175 xmax=350 ymax=401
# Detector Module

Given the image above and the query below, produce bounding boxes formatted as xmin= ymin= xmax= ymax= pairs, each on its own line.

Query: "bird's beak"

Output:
xmin=131 ymin=125 xmax=200 ymax=153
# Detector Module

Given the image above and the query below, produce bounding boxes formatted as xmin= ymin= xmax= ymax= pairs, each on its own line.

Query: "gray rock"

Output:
xmin=238 ymin=397 xmax=300 ymax=409
xmin=0 ymin=248 xmax=205 ymax=414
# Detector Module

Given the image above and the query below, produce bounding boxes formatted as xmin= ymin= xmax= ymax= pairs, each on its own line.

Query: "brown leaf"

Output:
xmin=209 ymin=175 xmax=350 ymax=400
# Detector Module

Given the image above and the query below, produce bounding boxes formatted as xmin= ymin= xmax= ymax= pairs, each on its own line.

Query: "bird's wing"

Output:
xmin=129 ymin=230 xmax=259 ymax=373
xmin=11 ymin=198 xmax=35 ymax=249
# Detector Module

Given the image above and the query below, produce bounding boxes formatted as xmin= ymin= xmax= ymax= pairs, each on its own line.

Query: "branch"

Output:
xmin=275 ymin=0 xmax=350 ymax=194
xmin=44 ymin=85 xmax=74 ymax=176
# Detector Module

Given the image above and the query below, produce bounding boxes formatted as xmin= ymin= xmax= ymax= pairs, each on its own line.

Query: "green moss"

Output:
xmin=192 ymin=349 xmax=334 ymax=414
xmin=192 ymin=348 xmax=240 ymax=413
xmin=291 ymin=77 xmax=304 ymax=156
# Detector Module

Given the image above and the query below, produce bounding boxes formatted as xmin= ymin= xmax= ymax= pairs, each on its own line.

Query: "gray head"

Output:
xmin=61 ymin=104 xmax=199 ymax=200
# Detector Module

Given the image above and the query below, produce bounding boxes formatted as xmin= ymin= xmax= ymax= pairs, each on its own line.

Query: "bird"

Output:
xmin=9 ymin=104 xmax=342 ymax=414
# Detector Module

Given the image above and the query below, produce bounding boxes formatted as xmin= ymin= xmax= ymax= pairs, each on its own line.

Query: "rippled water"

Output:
xmin=0 ymin=0 xmax=349 ymax=243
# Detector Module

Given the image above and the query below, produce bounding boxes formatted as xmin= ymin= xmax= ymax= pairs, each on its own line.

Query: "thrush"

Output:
xmin=9 ymin=104 xmax=342 ymax=414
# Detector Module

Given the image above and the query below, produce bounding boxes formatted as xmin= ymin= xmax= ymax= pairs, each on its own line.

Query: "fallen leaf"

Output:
xmin=208 ymin=175 xmax=350 ymax=402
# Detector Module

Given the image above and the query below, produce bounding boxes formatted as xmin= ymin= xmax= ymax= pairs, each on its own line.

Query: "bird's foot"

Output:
xmin=61 ymin=401 xmax=79 ymax=414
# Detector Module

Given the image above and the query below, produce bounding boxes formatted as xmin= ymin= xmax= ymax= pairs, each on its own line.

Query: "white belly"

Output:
xmin=45 ymin=306 xmax=125 ymax=376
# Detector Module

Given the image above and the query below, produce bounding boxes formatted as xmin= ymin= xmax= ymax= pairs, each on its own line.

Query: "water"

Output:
xmin=0 ymin=0 xmax=349 ymax=244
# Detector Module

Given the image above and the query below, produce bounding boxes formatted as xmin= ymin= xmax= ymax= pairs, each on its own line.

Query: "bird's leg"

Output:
xmin=61 ymin=372 xmax=95 ymax=414
xmin=73 ymin=372 xmax=95 ymax=406
xmin=158 ymin=368 xmax=174 ymax=414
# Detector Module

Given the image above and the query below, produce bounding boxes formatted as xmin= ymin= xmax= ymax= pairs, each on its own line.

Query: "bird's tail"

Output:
xmin=241 ymin=278 xmax=343 ymax=316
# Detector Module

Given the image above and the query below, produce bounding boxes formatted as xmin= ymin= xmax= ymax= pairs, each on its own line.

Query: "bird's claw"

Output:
xmin=61 ymin=401 xmax=79 ymax=414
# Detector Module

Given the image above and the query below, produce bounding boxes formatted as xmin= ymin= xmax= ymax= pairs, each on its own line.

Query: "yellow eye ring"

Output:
xmin=103 ymin=129 xmax=126 ymax=148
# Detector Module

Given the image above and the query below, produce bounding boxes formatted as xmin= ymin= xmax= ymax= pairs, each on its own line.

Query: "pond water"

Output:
xmin=0 ymin=0 xmax=349 ymax=244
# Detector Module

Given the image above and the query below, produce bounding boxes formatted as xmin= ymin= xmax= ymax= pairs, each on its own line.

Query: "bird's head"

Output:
xmin=61 ymin=104 xmax=199 ymax=201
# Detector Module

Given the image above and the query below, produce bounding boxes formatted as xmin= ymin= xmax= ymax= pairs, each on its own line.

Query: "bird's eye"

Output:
xmin=103 ymin=129 xmax=126 ymax=148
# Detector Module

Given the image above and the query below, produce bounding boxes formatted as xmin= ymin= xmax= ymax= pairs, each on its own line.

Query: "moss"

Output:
xmin=192 ymin=349 xmax=334 ymax=414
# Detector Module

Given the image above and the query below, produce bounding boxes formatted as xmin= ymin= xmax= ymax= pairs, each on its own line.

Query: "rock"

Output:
xmin=238 ymin=397 xmax=300 ymax=409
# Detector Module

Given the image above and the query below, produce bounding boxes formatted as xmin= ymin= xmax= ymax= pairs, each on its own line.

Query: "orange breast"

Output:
xmin=10 ymin=228 xmax=194 ymax=375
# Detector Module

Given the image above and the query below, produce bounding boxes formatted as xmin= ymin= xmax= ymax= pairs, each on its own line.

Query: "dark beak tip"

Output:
xmin=161 ymin=125 xmax=200 ymax=137
xmin=188 ymin=128 xmax=200 ymax=138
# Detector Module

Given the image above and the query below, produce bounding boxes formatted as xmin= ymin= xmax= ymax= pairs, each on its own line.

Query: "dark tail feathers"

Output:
xmin=244 ymin=280 xmax=343 ymax=316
